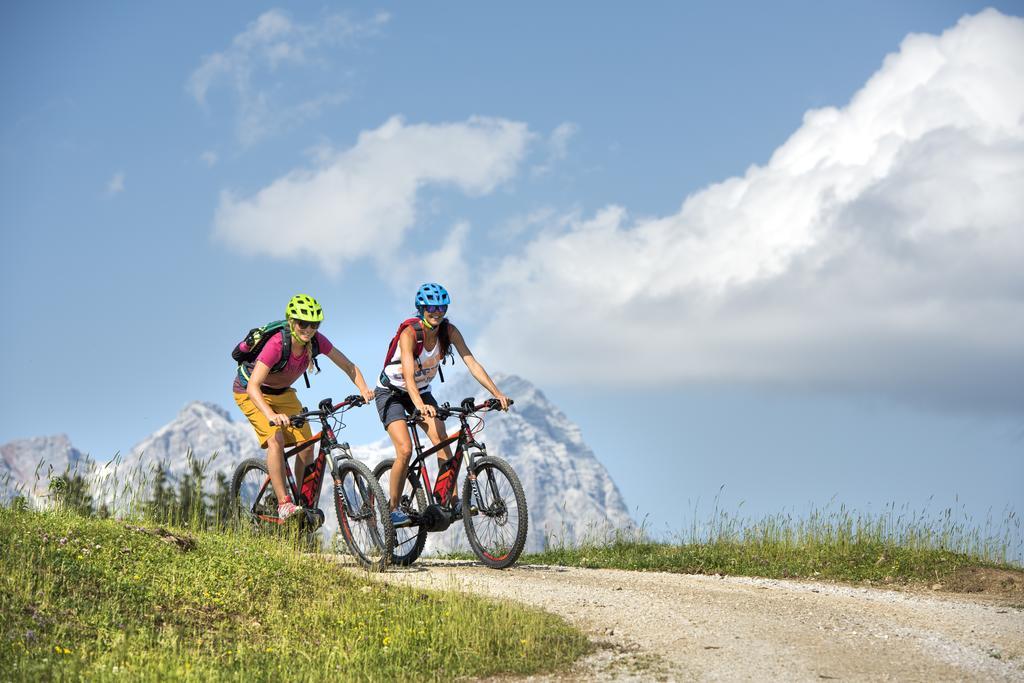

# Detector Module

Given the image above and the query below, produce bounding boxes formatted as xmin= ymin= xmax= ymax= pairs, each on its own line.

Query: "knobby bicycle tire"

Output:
xmin=333 ymin=459 xmax=395 ymax=571
xmin=462 ymin=455 xmax=528 ymax=569
xmin=230 ymin=458 xmax=276 ymax=532
xmin=373 ymin=458 xmax=429 ymax=566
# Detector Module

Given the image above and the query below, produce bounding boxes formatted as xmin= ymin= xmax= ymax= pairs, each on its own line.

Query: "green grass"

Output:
xmin=518 ymin=502 xmax=1023 ymax=585
xmin=0 ymin=507 xmax=588 ymax=682
xmin=523 ymin=537 xmax=1015 ymax=583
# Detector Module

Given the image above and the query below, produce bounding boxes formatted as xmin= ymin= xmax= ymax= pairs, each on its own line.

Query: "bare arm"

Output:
xmin=326 ymin=347 xmax=375 ymax=403
xmin=246 ymin=361 xmax=290 ymax=427
xmin=449 ymin=324 xmax=509 ymax=410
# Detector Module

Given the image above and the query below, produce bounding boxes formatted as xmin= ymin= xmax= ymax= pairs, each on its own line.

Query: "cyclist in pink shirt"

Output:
xmin=234 ymin=294 xmax=375 ymax=520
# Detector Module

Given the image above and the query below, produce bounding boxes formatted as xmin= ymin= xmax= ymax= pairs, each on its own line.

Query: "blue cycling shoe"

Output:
xmin=390 ymin=509 xmax=412 ymax=527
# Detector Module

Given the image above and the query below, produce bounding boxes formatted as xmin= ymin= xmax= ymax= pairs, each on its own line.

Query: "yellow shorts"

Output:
xmin=234 ymin=390 xmax=313 ymax=449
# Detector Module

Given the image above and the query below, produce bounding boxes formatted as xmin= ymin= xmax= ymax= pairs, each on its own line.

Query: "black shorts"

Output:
xmin=374 ymin=386 xmax=438 ymax=429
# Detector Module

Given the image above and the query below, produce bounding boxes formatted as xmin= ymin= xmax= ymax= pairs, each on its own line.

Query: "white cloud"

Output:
xmin=393 ymin=221 xmax=473 ymax=301
xmin=200 ymin=150 xmax=219 ymax=166
xmin=550 ymin=122 xmax=578 ymax=159
xmin=532 ymin=122 xmax=578 ymax=176
xmin=186 ymin=9 xmax=387 ymax=145
xmin=474 ymin=9 xmax=1024 ymax=413
xmin=214 ymin=116 xmax=533 ymax=275
xmin=105 ymin=171 xmax=125 ymax=196
xmin=496 ymin=206 xmax=573 ymax=240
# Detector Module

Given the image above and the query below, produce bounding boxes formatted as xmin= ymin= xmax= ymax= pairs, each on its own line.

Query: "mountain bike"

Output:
xmin=373 ymin=397 xmax=528 ymax=569
xmin=230 ymin=395 xmax=395 ymax=571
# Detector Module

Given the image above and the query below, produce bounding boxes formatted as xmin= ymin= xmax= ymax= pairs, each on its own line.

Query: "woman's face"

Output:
xmin=422 ymin=305 xmax=447 ymax=328
xmin=290 ymin=318 xmax=319 ymax=344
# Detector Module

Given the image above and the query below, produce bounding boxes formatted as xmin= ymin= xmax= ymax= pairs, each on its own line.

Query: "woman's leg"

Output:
xmin=266 ymin=430 xmax=292 ymax=504
xmin=417 ymin=417 xmax=453 ymax=463
xmin=418 ymin=418 xmax=461 ymax=505
xmin=293 ymin=442 xmax=316 ymax=504
xmin=386 ymin=420 xmax=413 ymax=511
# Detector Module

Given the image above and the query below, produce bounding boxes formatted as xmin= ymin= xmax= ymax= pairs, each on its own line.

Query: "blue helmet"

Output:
xmin=415 ymin=282 xmax=450 ymax=310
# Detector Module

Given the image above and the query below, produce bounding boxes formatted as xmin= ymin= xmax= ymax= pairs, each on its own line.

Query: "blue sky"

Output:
xmin=2 ymin=2 xmax=1022 ymax=550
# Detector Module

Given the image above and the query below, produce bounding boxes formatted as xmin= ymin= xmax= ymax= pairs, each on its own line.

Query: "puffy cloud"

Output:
xmin=186 ymin=9 xmax=388 ymax=145
xmin=475 ymin=9 xmax=1024 ymax=412
xmin=214 ymin=116 xmax=532 ymax=275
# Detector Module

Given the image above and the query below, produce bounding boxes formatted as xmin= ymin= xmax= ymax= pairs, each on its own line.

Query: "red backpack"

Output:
xmin=379 ymin=317 xmax=452 ymax=389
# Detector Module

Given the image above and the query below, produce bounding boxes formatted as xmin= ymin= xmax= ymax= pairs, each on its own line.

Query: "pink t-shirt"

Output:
xmin=233 ymin=332 xmax=333 ymax=393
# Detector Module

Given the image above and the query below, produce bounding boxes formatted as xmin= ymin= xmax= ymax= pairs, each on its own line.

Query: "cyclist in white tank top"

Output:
xmin=375 ymin=283 xmax=510 ymax=527
xmin=378 ymin=332 xmax=442 ymax=392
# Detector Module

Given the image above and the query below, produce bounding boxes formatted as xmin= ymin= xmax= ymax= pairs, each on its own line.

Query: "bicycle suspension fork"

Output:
xmin=462 ymin=427 xmax=488 ymax=510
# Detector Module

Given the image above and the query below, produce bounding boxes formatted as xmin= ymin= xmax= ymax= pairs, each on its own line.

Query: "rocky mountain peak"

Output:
xmin=1 ymin=433 xmax=89 ymax=500
xmin=179 ymin=401 xmax=234 ymax=423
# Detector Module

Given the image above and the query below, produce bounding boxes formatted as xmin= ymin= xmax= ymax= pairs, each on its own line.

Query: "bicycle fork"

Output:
xmin=331 ymin=442 xmax=375 ymax=521
xmin=464 ymin=444 xmax=486 ymax=514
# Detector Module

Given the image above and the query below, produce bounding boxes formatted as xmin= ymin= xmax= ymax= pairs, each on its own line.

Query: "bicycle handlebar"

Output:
xmin=407 ymin=397 xmax=514 ymax=423
xmin=288 ymin=395 xmax=365 ymax=428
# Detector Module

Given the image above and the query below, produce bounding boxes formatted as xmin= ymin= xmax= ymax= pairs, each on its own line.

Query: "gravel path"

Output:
xmin=365 ymin=560 xmax=1024 ymax=681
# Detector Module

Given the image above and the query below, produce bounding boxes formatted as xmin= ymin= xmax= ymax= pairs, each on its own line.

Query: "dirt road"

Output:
xmin=368 ymin=560 xmax=1024 ymax=681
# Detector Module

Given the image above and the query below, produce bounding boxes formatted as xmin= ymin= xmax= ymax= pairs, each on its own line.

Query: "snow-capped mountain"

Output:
xmin=123 ymin=401 xmax=261 ymax=480
xmin=0 ymin=374 xmax=633 ymax=552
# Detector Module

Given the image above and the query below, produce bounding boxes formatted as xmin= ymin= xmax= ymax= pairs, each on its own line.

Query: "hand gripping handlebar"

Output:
xmin=288 ymin=394 xmax=366 ymax=428
xmin=408 ymin=397 xmax=514 ymax=423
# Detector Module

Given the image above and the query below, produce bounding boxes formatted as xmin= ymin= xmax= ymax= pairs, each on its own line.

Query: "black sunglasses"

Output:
xmin=423 ymin=305 xmax=448 ymax=314
xmin=294 ymin=320 xmax=320 ymax=330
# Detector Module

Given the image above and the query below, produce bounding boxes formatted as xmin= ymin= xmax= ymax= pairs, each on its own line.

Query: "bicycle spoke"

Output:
xmin=462 ymin=457 xmax=527 ymax=568
xmin=374 ymin=459 xmax=428 ymax=566
xmin=234 ymin=461 xmax=277 ymax=530
xmin=334 ymin=461 xmax=394 ymax=571
xmin=477 ymin=477 xmax=516 ymax=553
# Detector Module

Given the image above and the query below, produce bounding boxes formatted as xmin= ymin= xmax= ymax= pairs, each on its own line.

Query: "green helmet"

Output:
xmin=286 ymin=294 xmax=324 ymax=322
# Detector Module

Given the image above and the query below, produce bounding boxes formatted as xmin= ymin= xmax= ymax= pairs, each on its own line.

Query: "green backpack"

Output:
xmin=232 ymin=320 xmax=320 ymax=390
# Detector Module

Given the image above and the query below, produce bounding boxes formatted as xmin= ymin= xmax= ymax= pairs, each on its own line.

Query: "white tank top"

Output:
xmin=378 ymin=336 xmax=441 ymax=391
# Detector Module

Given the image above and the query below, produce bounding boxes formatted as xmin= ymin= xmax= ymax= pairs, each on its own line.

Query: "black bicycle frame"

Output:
xmin=405 ymin=412 xmax=484 ymax=507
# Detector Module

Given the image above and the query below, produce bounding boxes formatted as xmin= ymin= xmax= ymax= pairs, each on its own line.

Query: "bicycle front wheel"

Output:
xmin=462 ymin=455 xmax=528 ymax=569
xmin=333 ymin=459 xmax=395 ymax=571
xmin=231 ymin=458 xmax=277 ymax=532
xmin=374 ymin=458 xmax=428 ymax=566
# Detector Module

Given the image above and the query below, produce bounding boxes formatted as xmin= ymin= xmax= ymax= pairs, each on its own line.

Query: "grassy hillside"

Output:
xmin=1 ymin=507 xmax=587 ymax=682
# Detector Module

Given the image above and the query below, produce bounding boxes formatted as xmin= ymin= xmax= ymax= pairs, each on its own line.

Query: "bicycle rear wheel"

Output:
xmin=333 ymin=459 xmax=395 ymax=571
xmin=373 ymin=458 xmax=428 ymax=566
xmin=231 ymin=458 xmax=277 ymax=532
xmin=462 ymin=455 xmax=528 ymax=569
